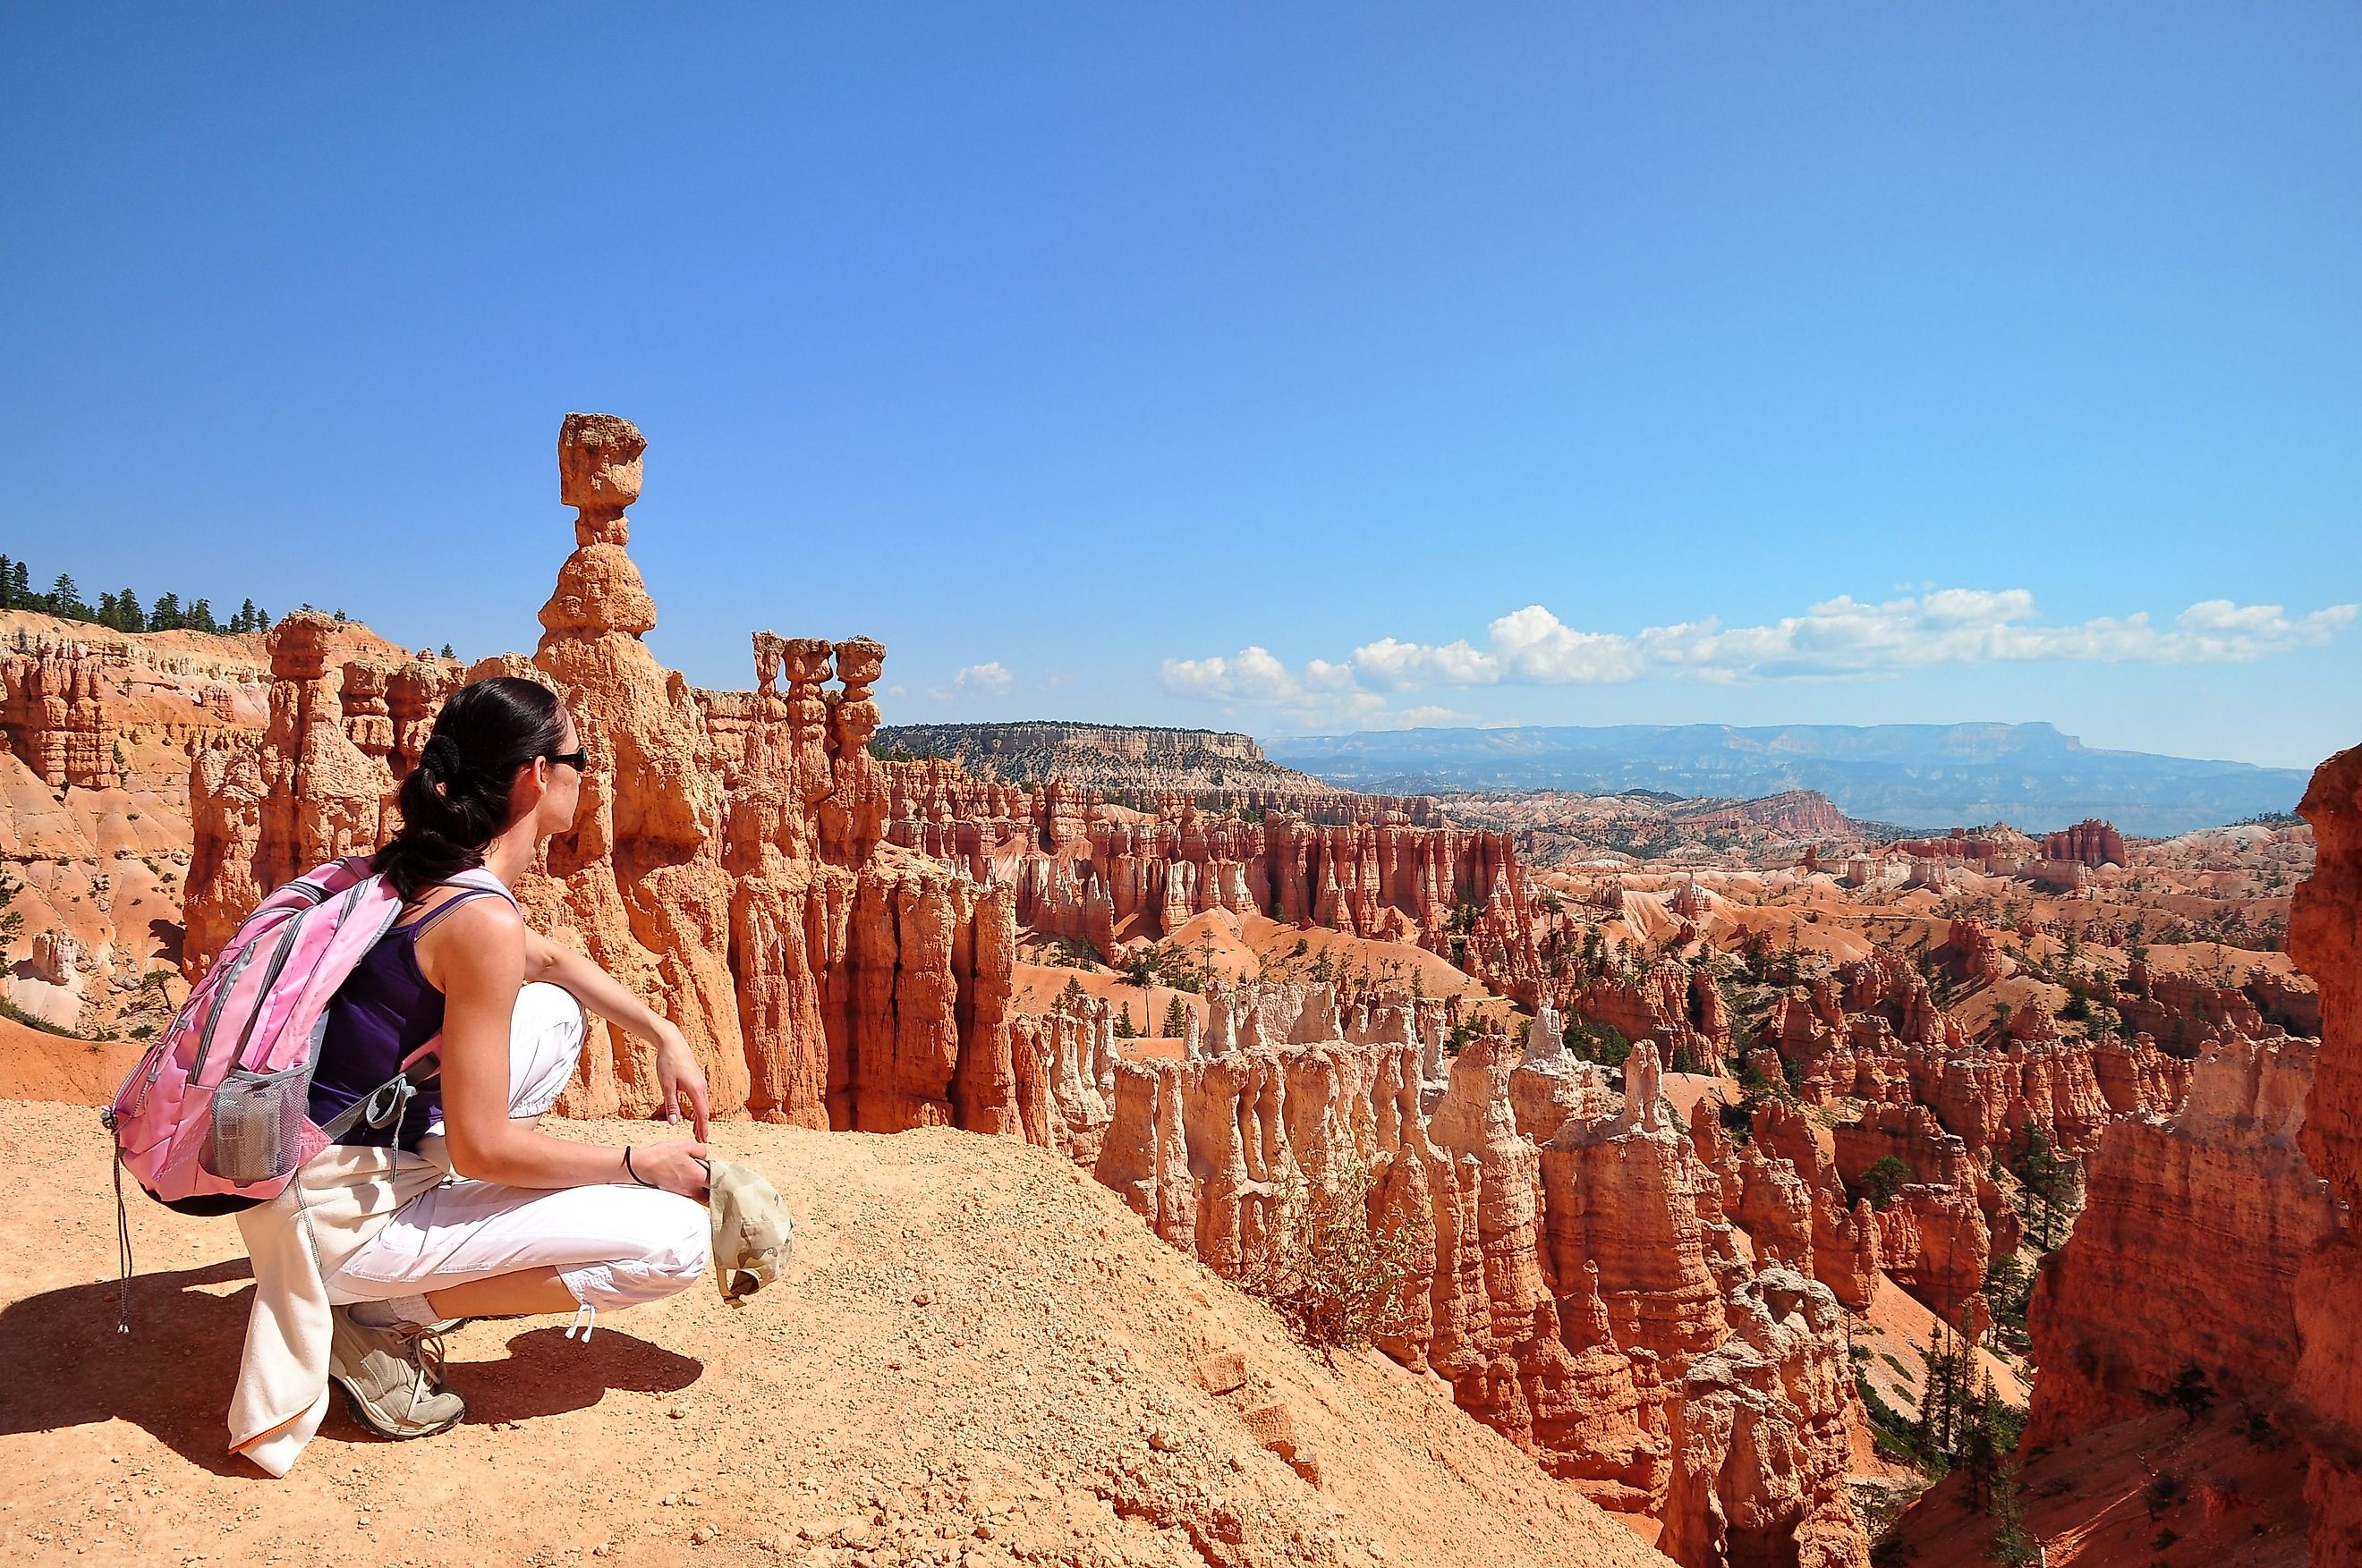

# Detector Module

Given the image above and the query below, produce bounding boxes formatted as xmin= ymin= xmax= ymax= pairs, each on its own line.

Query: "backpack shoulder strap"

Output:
xmin=395 ymin=869 xmax=520 ymax=934
xmin=406 ymin=886 xmax=508 ymax=938
xmin=438 ymin=867 xmax=519 ymax=903
xmin=318 ymin=872 xmax=523 ymax=1143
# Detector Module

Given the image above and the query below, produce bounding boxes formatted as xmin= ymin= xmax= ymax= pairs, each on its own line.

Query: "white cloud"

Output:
xmin=1387 ymin=704 xmax=1493 ymax=729
xmin=1154 ymin=646 xmax=1390 ymax=730
xmin=951 ymin=661 xmax=1013 ymax=697
xmin=1159 ymin=589 xmax=2357 ymax=724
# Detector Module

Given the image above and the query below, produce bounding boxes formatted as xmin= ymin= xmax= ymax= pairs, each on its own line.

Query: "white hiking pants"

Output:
xmin=323 ymin=981 xmax=710 ymax=1318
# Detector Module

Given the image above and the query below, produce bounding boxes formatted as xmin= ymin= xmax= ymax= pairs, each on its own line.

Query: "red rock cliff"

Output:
xmin=1091 ymin=1021 xmax=1870 ymax=1564
xmin=2292 ymin=744 xmax=2362 ymax=1565
xmin=2025 ymin=1034 xmax=2339 ymax=1446
xmin=888 ymin=780 xmax=1531 ymax=966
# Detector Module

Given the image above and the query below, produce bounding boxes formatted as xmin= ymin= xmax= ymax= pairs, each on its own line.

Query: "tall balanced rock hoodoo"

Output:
xmin=2291 ymin=744 xmax=2362 ymax=1566
xmin=526 ymin=412 xmax=752 ymax=1120
xmin=524 ymin=415 xmax=1023 ymax=1133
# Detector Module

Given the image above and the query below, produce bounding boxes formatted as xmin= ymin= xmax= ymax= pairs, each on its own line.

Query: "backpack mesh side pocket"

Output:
xmin=203 ymin=1064 xmax=312 ymax=1183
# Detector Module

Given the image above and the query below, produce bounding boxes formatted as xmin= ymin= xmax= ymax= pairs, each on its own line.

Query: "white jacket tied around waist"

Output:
xmin=229 ymin=981 xmax=710 ymax=1474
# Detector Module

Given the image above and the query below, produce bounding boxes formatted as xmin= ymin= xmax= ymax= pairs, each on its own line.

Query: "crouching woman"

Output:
xmin=231 ymin=676 xmax=713 ymax=1474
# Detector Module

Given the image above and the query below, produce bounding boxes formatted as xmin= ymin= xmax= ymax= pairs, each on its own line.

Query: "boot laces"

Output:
xmin=393 ymin=1321 xmax=454 ymax=1405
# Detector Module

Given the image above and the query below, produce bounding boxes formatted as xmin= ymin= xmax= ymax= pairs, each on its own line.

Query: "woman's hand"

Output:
xmin=652 ymin=1021 xmax=712 ymax=1140
xmin=626 ymin=1140 xmax=712 ymax=1200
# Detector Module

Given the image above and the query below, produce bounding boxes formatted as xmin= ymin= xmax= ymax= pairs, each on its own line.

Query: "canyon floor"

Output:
xmin=0 ymin=1098 xmax=1659 ymax=1568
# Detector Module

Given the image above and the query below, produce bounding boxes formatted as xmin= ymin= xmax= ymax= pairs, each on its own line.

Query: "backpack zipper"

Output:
xmin=174 ymin=940 xmax=265 ymax=1104
xmin=225 ymin=880 xmax=366 ymax=1077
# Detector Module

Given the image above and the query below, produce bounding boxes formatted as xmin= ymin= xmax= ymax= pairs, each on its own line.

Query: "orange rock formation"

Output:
xmin=1089 ymin=1015 xmax=1871 ymax=1564
xmin=2025 ymin=1034 xmax=2340 ymax=1445
xmin=2290 ymin=744 xmax=2362 ymax=1565
xmin=885 ymin=768 xmax=1536 ymax=977
xmin=1 ymin=642 xmax=120 ymax=788
xmin=183 ymin=414 xmax=1018 ymax=1136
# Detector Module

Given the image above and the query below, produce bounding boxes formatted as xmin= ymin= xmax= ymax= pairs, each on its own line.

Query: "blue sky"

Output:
xmin=5 ymin=4 xmax=2357 ymax=768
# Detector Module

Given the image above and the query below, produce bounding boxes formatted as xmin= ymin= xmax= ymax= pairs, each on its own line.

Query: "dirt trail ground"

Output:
xmin=0 ymin=1018 xmax=145 ymax=1105
xmin=0 ymin=1100 xmax=1656 ymax=1568
xmin=1882 ymin=1403 xmax=2308 ymax=1567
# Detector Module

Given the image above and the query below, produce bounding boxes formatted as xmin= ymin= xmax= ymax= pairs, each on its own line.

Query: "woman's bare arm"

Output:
xmin=521 ymin=926 xmax=712 ymax=1139
xmin=425 ymin=898 xmax=709 ymax=1197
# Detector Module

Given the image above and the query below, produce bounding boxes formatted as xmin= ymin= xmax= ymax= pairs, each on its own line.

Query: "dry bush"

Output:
xmin=1241 ymin=1153 xmax=1423 ymax=1354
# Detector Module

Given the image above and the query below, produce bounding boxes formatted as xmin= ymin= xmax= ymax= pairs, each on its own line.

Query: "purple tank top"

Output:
xmin=308 ymin=891 xmax=500 ymax=1150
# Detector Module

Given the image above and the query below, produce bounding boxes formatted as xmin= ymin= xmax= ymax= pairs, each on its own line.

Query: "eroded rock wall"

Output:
xmin=1089 ymin=1027 xmax=1868 ymax=1564
xmin=2291 ymin=745 xmax=2362 ymax=1565
xmin=887 ymin=778 xmax=1532 ymax=964
xmin=0 ymin=643 xmax=120 ymax=789
xmin=2024 ymin=1036 xmax=2341 ymax=1445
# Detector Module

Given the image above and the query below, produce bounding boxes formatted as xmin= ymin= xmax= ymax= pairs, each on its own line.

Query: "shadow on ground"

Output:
xmin=0 ymin=1260 xmax=701 ymax=1470
xmin=446 ymin=1325 xmax=701 ymax=1424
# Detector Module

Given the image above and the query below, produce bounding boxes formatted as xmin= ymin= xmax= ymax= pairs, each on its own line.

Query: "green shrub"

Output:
xmin=1859 ymin=1156 xmax=1914 ymax=1212
xmin=1242 ymin=1155 xmax=1423 ymax=1355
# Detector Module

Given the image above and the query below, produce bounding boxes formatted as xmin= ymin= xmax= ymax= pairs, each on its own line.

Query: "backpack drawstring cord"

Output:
xmin=112 ymin=1150 xmax=133 ymax=1334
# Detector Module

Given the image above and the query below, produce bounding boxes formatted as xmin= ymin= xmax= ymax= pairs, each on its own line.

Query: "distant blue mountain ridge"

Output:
xmin=1262 ymin=722 xmax=2313 ymax=839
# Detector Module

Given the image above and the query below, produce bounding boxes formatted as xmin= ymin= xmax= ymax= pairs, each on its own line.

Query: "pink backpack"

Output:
xmin=104 ymin=857 xmax=513 ymax=1325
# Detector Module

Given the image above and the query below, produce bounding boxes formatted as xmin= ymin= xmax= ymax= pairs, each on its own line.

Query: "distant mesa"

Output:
xmin=1264 ymin=721 xmax=2312 ymax=837
xmin=875 ymin=720 xmax=1339 ymax=800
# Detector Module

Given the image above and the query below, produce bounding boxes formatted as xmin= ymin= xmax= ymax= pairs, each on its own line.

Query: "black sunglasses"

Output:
xmin=542 ymin=749 xmax=590 ymax=773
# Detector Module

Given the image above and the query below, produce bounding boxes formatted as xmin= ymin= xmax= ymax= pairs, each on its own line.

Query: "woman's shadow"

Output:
xmin=0 ymin=1262 xmax=701 ymax=1473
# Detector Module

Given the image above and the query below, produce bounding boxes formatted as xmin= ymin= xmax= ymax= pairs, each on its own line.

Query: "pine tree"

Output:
xmin=1930 ymin=1320 xmax=1958 ymax=1457
xmin=1859 ymin=1156 xmax=1914 ymax=1211
xmin=189 ymin=598 xmax=217 ymax=633
xmin=1984 ymin=1462 xmax=2039 ymax=1566
xmin=1163 ymin=995 xmax=1190 ymax=1037
xmin=97 ymin=590 xmax=120 ymax=628
xmin=1961 ymin=1372 xmax=2001 ymax=1508
xmin=2018 ymin=1132 xmax=2073 ymax=1250
xmin=49 ymin=573 xmax=88 ymax=620
xmin=1912 ymin=1309 xmax=1988 ymax=1472
xmin=440 ymin=643 xmax=455 ymax=659
xmin=149 ymin=591 xmax=183 ymax=631
xmin=116 ymin=589 xmax=145 ymax=632
xmin=10 ymin=561 xmax=30 ymax=607
xmin=234 ymin=598 xmax=259 ymax=634
xmin=2169 ymin=1364 xmax=2216 ymax=1425
xmin=0 ymin=554 xmax=13 ymax=610
xmin=1912 ymin=1338 xmax=1941 ymax=1467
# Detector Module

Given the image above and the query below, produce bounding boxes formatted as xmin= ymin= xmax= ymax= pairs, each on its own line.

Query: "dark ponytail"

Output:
xmin=374 ymin=676 xmax=571 ymax=902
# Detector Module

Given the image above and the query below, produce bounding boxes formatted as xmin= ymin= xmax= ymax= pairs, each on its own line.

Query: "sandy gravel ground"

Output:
xmin=0 ymin=1099 xmax=1657 ymax=1568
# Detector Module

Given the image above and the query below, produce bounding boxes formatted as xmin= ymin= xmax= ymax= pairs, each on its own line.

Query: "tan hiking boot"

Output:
xmin=329 ymin=1308 xmax=465 ymax=1440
